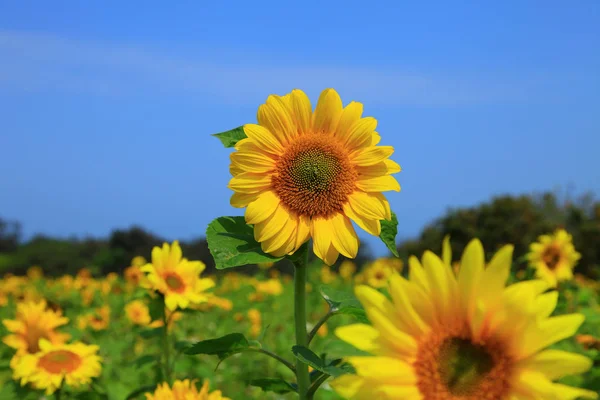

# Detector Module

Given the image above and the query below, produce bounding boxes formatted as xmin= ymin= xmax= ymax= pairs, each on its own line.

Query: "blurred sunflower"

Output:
xmin=145 ymin=379 xmax=230 ymax=400
xmin=331 ymin=239 xmax=597 ymax=400
xmin=321 ymin=265 xmax=338 ymax=284
xmin=526 ymin=229 xmax=581 ymax=287
xmin=339 ymin=261 xmax=357 ymax=281
xmin=362 ymin=259 xmax=394 ymax=288
xmin=125 ymin=256 xmax=147 ymax=287
xmin=12 ymin=339 xmax=102 ymax=395
xmin=125 ymin=300 xmax=152 ymax=326
xmin=141 ymin=241 xmax=215 ymax=311
xmin=228 ymin=88 xmax=401 ymax=265
xmin=2 ymin=299 xmax=70 ymax=355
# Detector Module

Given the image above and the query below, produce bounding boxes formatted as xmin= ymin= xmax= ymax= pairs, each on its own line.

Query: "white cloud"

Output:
xmin=0 ymin=30 xmax=536 ymax=106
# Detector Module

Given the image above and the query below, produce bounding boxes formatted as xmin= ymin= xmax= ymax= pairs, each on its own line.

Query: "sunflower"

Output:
xmin=2 ymin=299 xmax=70 ymax=355
xmin=125 ymin=300 xmax=152 ymax=326
xmin=362 ymin=259 xmax=394 ymax=288
xmin=339 ymin=261 xmax=357 ymax=281
xmin=330 ymin=239 xmax=597 ymax=400
xmin=228 ymin=88 xmax=400 ymax=265
xmin=527 ymin=229 xmax=581 ymax=287
xmin=12 ymin=339 xmax=102 ymax=395
xmin=141 ymin=241 xmax=216 ymax=311
xmin=145 ymin=379 xmax=230 ymax=400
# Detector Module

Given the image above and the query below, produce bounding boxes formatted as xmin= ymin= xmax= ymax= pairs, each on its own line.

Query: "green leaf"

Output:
xmin=125 ymin=385 xmax=157 ymax=400
xmin=184 ymin=333 xmax=254 ymax=359
xmin=212 ymin=126 xmax=247 ymax=148
xmin=139 ymin=327 xmax=163 ymax=339
xmin=292 ymin=346 xmax=346 ymax=377
xmin=248 ymin=378 xmax=297 ymax=394
xmin=206 ymin=217 xmax=283 ymax=270
xmin=379 ymin=211 xmax=400 ymax=257
xmin=134 ymin=354 xmax=158 ymax=369
xmin=320 ymin=285 xmax=369 ymax=323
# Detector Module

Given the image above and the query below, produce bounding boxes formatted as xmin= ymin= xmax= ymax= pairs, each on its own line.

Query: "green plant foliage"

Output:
xmin=206 ymin=217 xmax=283 ymax=269
xmin=248 ymin=378 xmax=297 ymax=394
xmin=380 ymin=211 xmax=400 ymax=257
xmin=212 ymin=126 xmax=247 ymax=148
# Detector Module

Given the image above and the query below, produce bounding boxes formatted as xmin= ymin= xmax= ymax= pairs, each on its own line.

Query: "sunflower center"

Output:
xmin=374 ymin=271 xmax=385 ymax=280
xmin=38 ymin=350 xmax=82 ymax=374
xmin=542 ymin=246 xmax=561 ymax=270
xmin=414 ymin=327 xmax=512 ymax=400
xmin=438 ymin=338 xmax=494 ymax=395
xmin=272 ymin=134 xmax=357 ymax=218
xmin=164 ymin=273 xmax=185 ymax=293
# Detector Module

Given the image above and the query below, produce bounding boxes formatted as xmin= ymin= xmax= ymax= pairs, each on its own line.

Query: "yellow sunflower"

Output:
xmin=526 ymin=229 xmax=581 ymax=287
xmin=145 ymin=379 xmax=230 ymax=400
xmin=2 ymin=299 xmax=70 ymax=355
xmin=228 ymin=88 xmax=401 ymax=265
xmin=331 ymin=239 xmax=596 ymax=400
xmin=141 ymin=241 xmax=216 ymax=311
xmin=339 ymin=261 xmax=357 ymax=281
xmin=125 ymin=300 xmax=152 ymax=326
xmin=12 ymin=339 xmax=102 ymax=395
xmin=362 ymin=259 xmax=394 ymax=288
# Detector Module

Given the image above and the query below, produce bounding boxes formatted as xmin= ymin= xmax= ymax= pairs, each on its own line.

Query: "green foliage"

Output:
xmin=206 ymin=217 xmax=283 ymax=270
xmin=291 ymin=346 xmax=346 ymax=377
xmin=184 ymin=333 xmax=255 ymax=359
xmin=212 ymin=126 xmax=247 ymax=148
xmin=248 ymin=378 xmax=297 ymax=394
xmin=320 ymin=285 xmax=368 ymax=323
xmin=379 ymin=211 xmax=400 ymax=257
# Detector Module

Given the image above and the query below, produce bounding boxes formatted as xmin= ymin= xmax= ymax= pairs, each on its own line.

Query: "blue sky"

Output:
xmin=1 ymin=1 xmax=599 ymax=256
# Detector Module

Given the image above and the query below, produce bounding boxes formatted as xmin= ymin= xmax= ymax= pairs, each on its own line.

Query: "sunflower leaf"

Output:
xmin=125 ymin=385 xmax=158 ymax=400
xmin=206 ymin=216 xmax=283 ymax=269
xmin=320 ymin=285 xmax=369 ymax=323
xmin=291 ymin=346 xmax=346 ymax=377
xmin=184 ymin=333 xmax=252 ymax=359
xmin=212 ymin=126 xmax=247 ymax=148
xmin=248 ymin=378 xmax=297 ymax=394
xmin=133 ymin=355 xmax=158 ymax=370
xmin=379 ymin=211 xmax=400 ymax=257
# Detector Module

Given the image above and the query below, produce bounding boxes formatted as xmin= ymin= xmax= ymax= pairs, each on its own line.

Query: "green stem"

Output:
xmin=55 ymin=389 xmax=62 ymax=400
xmin=293 ymin=249 xmax=310 ymax=400
xmin=307 ymin=372 xmax=331 ymax=399
xmin=162 ymin=303 xmax=172 ymax=383
xmin=250 ymin=348 xmax=296 ymax=373
xmin=307 ymin=310 xmax=334 ymax=345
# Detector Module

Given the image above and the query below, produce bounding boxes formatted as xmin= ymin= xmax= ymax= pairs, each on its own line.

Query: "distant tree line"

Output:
xmin=1 ymin=190 xmax=598 ymax=278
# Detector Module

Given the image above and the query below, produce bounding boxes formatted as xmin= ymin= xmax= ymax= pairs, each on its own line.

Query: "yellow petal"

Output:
xmin=257 ymin=95 xmax=295 ymax=144
xmin=228 ymin=173 xmax=271 ymax=194
xmin=245 ymin=191 xmax=280 ymax=225
xmin=335 ymin=101 xmax=363 ymax=139
xmin=519 ymin=349 xmax=593 ymax=380
xmin=343 ymin=201 xmax=381 ymax=236
xmin=261 ymin=217 xmax=296 ymax=255
xmin=242 ymin=124 xmax=284 ymax=154
xmin=230 ymin=150 xmax=274 ymax=174
xmin=335 ymin=323 xmax=381 ymax=353
xmin=345 ymin=117 xmax=378 ymax=151
xmin=346 ymin=356 xmax=415 ymax=383
xmin=312 ymin=88 xmax=343 ymax=134
xmin=352 ymin=146 xmax=395 ymax=166
xmin=388 ymin=274 xmax=429 ymax=336
xmin=288 ymin=89 xmax=312 ymax=135
xmin=442 ymin=235 xmax=452 ymax=266
xmin=253 ymin=204 xmax=291 ymax=242
xmin=358 ymin=159 xmax=402 ymax=176
xmin=230 ymin=192 xmax=259 ymax=208
xmin=458 ymin=239 xmax=485 ymax=319
xmin=331 ymin=214 xmax=359 ymax=259
xmin=348 ymin=191 xmax=389 ymax=220
xmin=356 ymin=175 xmax=400 ymax=192
xmin=293 ymin=215 xmax=311 ymax=252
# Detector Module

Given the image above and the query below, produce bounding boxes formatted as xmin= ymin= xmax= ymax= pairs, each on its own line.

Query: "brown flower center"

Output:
xmin=414 ymin=325 xmax=512 ymax=399
xmin=164 ymin=273 xmax=185 ymax=293
xmin=542 ymin=246 xmax=562 ymax=270
xmin=272 ymin=134 xmax=357 ymax=218
xmin=37 ymin=350 xmax=82 ymax=374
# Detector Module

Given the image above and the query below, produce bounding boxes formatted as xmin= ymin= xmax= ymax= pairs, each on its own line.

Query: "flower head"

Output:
xmin=145 ymin=379 xmax=230 ymax=400
xmin=339 ymin=261 xmax=357 ymax=281
xmin=125 ymin=300 xmax=152 ymax=326
xmin=526 ymin=229 xmax=581 ymax=287
xmin=2 ymin=299 xmax=70 ymax=355
xmin=228 ymin=88 xmax=400 ymax=265
xmin=12 ymin=339 xmax=102 ymax=395
xmin=141 ymin=241 xmax=215 ymax=311
xmin=362 ymin=258 xmax=394 ymax=288
xmin=331 ymin=239 xmax=596 ymax=400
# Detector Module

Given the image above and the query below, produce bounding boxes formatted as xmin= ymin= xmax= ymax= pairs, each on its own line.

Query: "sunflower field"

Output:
xmin=1 ymin=88 xmax=599 ymax=400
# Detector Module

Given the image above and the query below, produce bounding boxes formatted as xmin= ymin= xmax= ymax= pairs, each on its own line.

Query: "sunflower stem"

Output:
xmin=55 ymin=389 xmax=62 ymax=400
xmin=307 ymin=310 xmax=334 ymax=346
xmin=161 ymin=301 xmax=172 ymax=384
xmin=292 ymin=245 xmax=310 ymax=400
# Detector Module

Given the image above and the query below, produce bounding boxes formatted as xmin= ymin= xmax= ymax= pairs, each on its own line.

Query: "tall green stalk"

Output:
xmin=293 ymin=250 xmax=310 ymax=399
xmin=161 ymin=301 xmax=172 ymax=383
